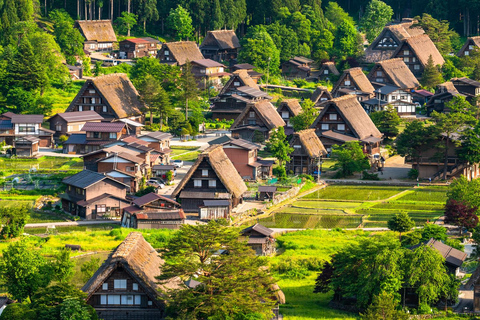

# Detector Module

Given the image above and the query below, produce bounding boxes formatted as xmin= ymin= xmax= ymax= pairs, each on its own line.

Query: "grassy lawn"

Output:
xmin=0 ymin=156 xmax=83 ymax=173
xmin=303 ymin=185 xmax=408 ymax=201
xmin=170 ymin=146 xmax=201 ymax=161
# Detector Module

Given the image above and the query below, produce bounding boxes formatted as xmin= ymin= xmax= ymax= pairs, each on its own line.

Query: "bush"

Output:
xmin=59 ymin=135 xmax=68 ymax=143
xmin=408 ymin=169 xmax=419 ymax=179
xmin=298 ymin=174 xmax=314 ymax=181
xmin=362 ymin=171 xmax=380 ymax=181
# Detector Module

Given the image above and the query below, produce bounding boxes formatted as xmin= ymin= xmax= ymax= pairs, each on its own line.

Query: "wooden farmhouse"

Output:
xmin=310 ymin=95 xmax=383 ymax=154
xmin=191 ymin=59 xmax=229 ymax=90
xmin=390 ymin=34 xmax=444 ymax=77
xmin=277 ymin=99 xmax=303 ymax=133
xmin=287 ymin=129 xmax=327 ymax=175
xmin=63 ymin=121 xmax=127 ymax=154
xmin=426 ymin=82 xmax=466 ymax=115
xmin=364 ymin=18 xmax=425 ymax=63
xmin=450 ymin=77 xmax=480 ymax=102
xmin=75 ymin=20 xmax=117 ymax=52
xmin=258 ymin=186 xmax=277 ymax=201
xmin=211 ymin=69 xmax=270 ymax=121
xmin=316 ymin=62 xmax=340 ymax=82
xmin=97 ymin=152 xmax=148 ymax=193
xmin=171 ymin=145 xmax=247 ymax=218
xmin=60 ymin=170 xmax=130 ymax=219
xmin=199 ymin=30 xmax=241 ymax=62
xmin=281 ymin=56 xmax=314 ymax=79
xmin=240 ymin=223 xmax=276 ymax=256
xmin=157 ymin=41 xmax=204 ymax=66
xmin=138 ymin=131 xmax=172 ymax=164
xmin=119 ymin=38 xmax=158 ymax=59
xmin=82 ymin=232 xmax=180 ymax=320
xmin=230 ymin=100 xmax=286 ymax=142
xmin=457 ymin=36 xmax=480 ymax=57
xmin=311 ymin=86 xmax=333 ymax=108
xmin=65 ymin=73 xmax=145 ymax=123
xmin=47 ymin=111 xmax=104 ymax=142
xmin=231 ymin=63 xmax=263 ymax=83
xmin=67 ymin=64 xmax=83 ymax=80
xmin=121 ymin=193 xmax=185 ymax=229
xmin=331 ymin=67 xmax=375 ymax=102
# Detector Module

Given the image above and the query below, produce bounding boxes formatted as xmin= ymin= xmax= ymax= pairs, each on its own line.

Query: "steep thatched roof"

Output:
xmin=200 ymin=30 xmax=241 ymax=50
xmin=311 ymin=86 xmax=333 ymax=104
xmin=164 ymin=41 xmax=204 ymax=66
xmin=457 ymin=36 xmax=480 ymax=56
xmin=312 ymin=96 xmax=382 ymax=140
xmin=278 ymin=99 xmax=302 ymax=117
xmin=319 ymin=61 xmax=340 ymax=75
xmin=76 ymin=20 xmax=117 ymax=42
xmin=332 ymin=68 xmax=374 ymax=95
xmin=438 ymin=81 xmax=459 ymax=93
xmin=82 ymin=232 xmax=180 ymax=303
xmin=231 ymin=100 xmax=286 ymax=131
xmin=397 ymin=34 xmax=444 ymax=67
xmin=294 ymin=129 xmax=327 ymax=158
xmin=171 ymin=145 xmax=247 ymax=199
xmin=370 ymin=58 xmax=420 ymax=89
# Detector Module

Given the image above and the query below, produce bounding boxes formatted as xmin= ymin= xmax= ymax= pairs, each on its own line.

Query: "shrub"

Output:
xmin=362 ymin=170 xmax=380 ymax=181
xmin=408 ymin=169 xmax=419 ymax=179
xmin=59 ymin=135 xmax=69 ymax=143
xmin=273 ymin=166 xmax=287 ymax=178
xmin=298 ymin=174 xmax=314 ymax=181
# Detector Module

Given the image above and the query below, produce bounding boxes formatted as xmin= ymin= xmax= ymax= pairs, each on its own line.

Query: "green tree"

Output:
xmin=396 ymin=120 xmax=437 ymax=171
xmin=369 ymin=106 xmax=401 ymax=140
xmin=167 ymin=5 xmax=194 ymax=41
xmin=421 ymin=223 xmax=447 ymax=242
xmin=360 ymin=0 xmax=394 ymax=43
xmin=59 ymin=298 xmax=93 ymax=320
xmin=50 ymin=248 xmax=75 ymax=284
xmin=266 ymin=22 xmax=299 ymax=62
xmin=115 ymin=11 xmax=137 ymax=36
xmin=458 ymin=121 xmax=480 ymax=165
xmin=291 ymin=99 xmax=317 ymax=131
xmin=387 ymin=212 xmax=415 ymax=241
xmin=137 ymin=74 xmax=172 ymax=125
xmin=413 ymin=13 xmax=459 ymax=55
xmin=0 ymin=304 xmax=36 ymax=320
xmin=421 ymin=55 xmax=444 ymax=90
xmin=361 ymin=291 xmax=408 ymax=320
xmin=158 ymin=220 xmax=277 ymax=319
xmin=331 ymin=141 xmax=370 ymax=177
xmin=266 ymin=126 xmax=293 ymax=166
xmin=444 ymin=199 xmax=479 ymax=233
xmin=138 ymin=0 xmax=159 ymax=32
xmin=82 ymin=56 xmax=92 ymax=76
xmin=49 ymin=10 xmax=85 ymax=65
xmin=0 ymin=203 xmax=29 ymax=239
xmin=324 ymin=1 xmax=355 ymax=32
xmin=447 ymin=175 xmax=480 ymax=211
xmin=80 ymin=257 xmax=100 ymax=283
xmin=180 ymin=60 xmax=199 ymax=120
xmin=333 ymin=20 xmax=361 ymax=59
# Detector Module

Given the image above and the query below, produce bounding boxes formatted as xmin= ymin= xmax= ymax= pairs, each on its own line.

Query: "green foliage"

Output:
xmin=0 ymin=303 xmax=36 ymax=320
xmin=49 ymin=10 xmax=84 ymax=65
xmin=82 ymin=56 xmax=91 ymax=77
xmin=167 ymin=5 xmax=194 ymax=40
xmin=414 ymin=13 xmax=459 ymax=55
xmin=361 ymin=0 xmax=394 ymax=43
xmin=421 ymin=223 xmax=447 ymax=241
xmin=50 ymin=248 xmax=75 ymax=283
xmin=396 ymin=120 xmax=437 ymax=165
xmin=333 ymin=20 xmax=361 ymax=59
xmin=137 ymin=74 xmax=172 ymax=126
xmin=421 ymin=55 xmax=444 ymax=90
xmin=138 ymin=0 xmax=159 ymax=32
xmin=115 ymin=11 xmax=138 ymax=36
xmin=266 ymin=126 xmax=293 ymax=166
xmin=369 ymin=106 xmax=401 ymax=139
xmin=291 ymin=99 xmax=318 ymax=131
xmin=80 ymin=257 xmax=101 ymax=284
xmin=387 ymin=212 xmax=415 ymax=240
xmin=0 ymin=203 xmax=29 ymax=238
xmin=361 ymin=291 xmax=408 ymax=320
xmin=332 ymin=141 xmax=370 ymax=177
xmin=362 ymin=170 xmax=380 ymax=180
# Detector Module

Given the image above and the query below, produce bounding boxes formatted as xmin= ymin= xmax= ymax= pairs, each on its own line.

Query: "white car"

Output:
xmin=146 ymin=179 xmax=165 ymax=189
xmin=172 ymin=160 xmax=184 ymax=168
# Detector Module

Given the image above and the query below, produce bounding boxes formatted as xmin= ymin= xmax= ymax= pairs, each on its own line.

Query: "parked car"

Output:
xmin=146 ymin=179 xmax=165 ymax=189
xmin=172 ymin=160 xmax=184 ymax=168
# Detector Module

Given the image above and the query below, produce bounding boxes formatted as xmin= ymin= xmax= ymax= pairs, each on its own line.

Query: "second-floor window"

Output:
xmin=209 ymin=180 xmax=216 ymax=188
xmin=344 ymin=80 xmax=351 ymax=86
xmin=321 ymin=124 xmax=329 ymax=130
xmin=282 ymin=111 xmax=289 ymax=118
xmin=324 ymin=69 xmax=329 ymax=74
xmin=102 ymin=283 xmax=108 ymax=290
xmin=18 ymin=126 xmax=35 ymax=133
xmin=114 ymin=279 xmax=127 ymax=289
xmin=103 ymin=106 xmax=108 ymax=113
xmin=79 ymin=106 xmax=83 ymax=111
xmin=249 ymin=111 xmax=255 ymax=118
xmin=109 ymin=133 xmax=116 ymax=139
xmin=234 ymin=81 xmax=240 ymax=86
xmin=202 ymin=169 xmax=208 ymax=177
xmin=329 ymin=114 xmax=337 ymax=120
xmin=126 ymin=166 xmax=134 ymax=172
xmin=404 ymin=50 xmax=410 ymax=55
xmin=55 ymin=124 xmax=62 ymax=131
xmin=194 ymin=180 xmax=202 ymax=187
xmin=93 ymin=132 xmax=100 ymax=139
xmin=337 ymin=124 xmax=345 ymax=131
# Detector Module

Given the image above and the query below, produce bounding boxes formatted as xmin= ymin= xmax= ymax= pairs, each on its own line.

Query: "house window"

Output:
xmin=133 ymin=283 xmax=138 ymax=291
xmin=102 ymin=283 xmax=108 ymax=290
xmin=281 ymin=111 xmax=289 ymax=119
xmin=376 ymin=78 xmax=384 ymax=83
xmin=344 ymin=80 xmax=351 ymax=86
xmin=403 ymin=50 xmax=410 ymax=55
xmin=92 ymin=98 xmax=96 ymax=104
xmin=400 ymin=96 xmax=407 ymax=100
xmin=91 ymin=106 xmax=94 ymax=110
xmin=248 ymin=120 xmax=256 ymax=125
xmin=79 ymin=105 xmax=83 ymax=111
xmin=126 ymin=166 xmax=134 ymax=172
xmin=194 ymin=179 xmax=202 ymax=187
xmin=391 ymin=95 xmax=397 ymax=100
xmin=465 ymin=51 xmax=470 ymax=56
xmin=329 ymin=114 xmax=337 ymax=120
xmin=97 ymin=205 xmax=106 ymax=213
xmin=114 ymin=279 xmax=127 ymax=289
xmin=121 ymin=295 xmax=134 ymax=305
xmin=219 ymin=67 xmax=224 ymax=72
xmin=294 ymin=145 xmax=301 ymax=149
xmin=414 ymin=64 xmax=420 ymax=70
xmin=337 ymin=124 xmax=345 ymax=131
xmin=93 ymin=132 xmax=100 ymax=138
xmin=324 ymin=69 xmax=329 ymax=74
xmin=55 ymin=124 xmax=62 ymax=131
xmin=164 ymin=50 xmax=169 ymax=55
xmin=202 ymin=169 xmax=208 ymax=177
xmin=320 ymin=98 xmax=327 ymax=101
xmin=209 ymin=180 xmax=216 ymax=188
xmin=376 ymin=71 xmax=382 ymax=77
xmin=470 ymin=45 xmax=474 ymax=50
xmin=403 ymin=57 xmax=409 ymax=63
xmin=321 ymin=124 xmax=329 ymax=130
xmin=101 ymin=295 xmax=107 ymax=305
xmin=103 ymin=106 xmax=107 ymax=113
xmin=89 ymin=90 xmax=95 ymax=94
xmin=249 ymin=111 xmax=255 ymax=118
xmin=108 ymin=295 xmax=121 ymax=304
xmin=148 ymin=301 xmax=153 ymax=306
xmin=234 ymin=81 xmax=240 ymax=86
xmin=412 ymin=57 xmax=416 ymax=62
xmin=76 ymin=188 xmax=82 ymax=194
xmin=109 ymin=133 xmax=116 ymax=139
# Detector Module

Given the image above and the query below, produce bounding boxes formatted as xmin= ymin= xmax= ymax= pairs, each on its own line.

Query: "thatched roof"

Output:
xmin=319 ymin=61 xmax=339 ymax=75
xmin=438 ymin=81 xmax=459 ymax=93
xmin=294 ymin=129 xmax=327 ymax=158
xmin=332 ymin=68 xmax=374 ymax=95
xmin=231 ymin=100 xmax=286 ymax=131
xmin=171 ymin=145 xmax=247 ymax=199
xmin=457 ymin=36 xmax=480 ymax=56
xmin=75 ymin=74 xmax=144 ymax=119
xmin=76 ymin=20 xmax=117 ymax=42
xmin=220 ymin=70 xmax=259 ymax=95
xmin=163 ymin=41 xmax=204 ymax=66
xmin=82 ymin=232 xmax=180 ymax=303
xmin=311 ymin=86 xmax=333 ymax=104
xmin=200 ymin=30 xmax=241 ymax=50
xmin=397 ymin=34 xmax=444 ymax=67
xmin=312 ymin=96 xmax=382 ymax=140
xmin=278 ymin=99 xmax=302 ymax=117
xmin=370 ymin=58 xmax=420 ymax=89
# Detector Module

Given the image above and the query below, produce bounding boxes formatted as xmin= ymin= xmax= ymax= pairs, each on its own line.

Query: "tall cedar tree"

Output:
xmin=413 ymin=13 xmax=459 ymax=55
xmin=138 ymin=0 xmax=159 ymax=32
xmin=137 ymin=74 xmax=172 ymax=126
xmin=369 ymin=106 xmax=401 ymax=139
xmin=115 ymin=11 xmax=137 ymax=36
xmin=387 ymin=212 xmax=415 ymax=241
xmin=157 ymin=220 xmax=277 ymax=319
xmin=180 ymin=60 xmax=199 ymax=120
xmin=421 ymin=55 xmax=444 ymax=90
xmin=444 ymin=199 xmax=479 ymax=233
xmin=266 ymin=126 xmax=294 ymax=166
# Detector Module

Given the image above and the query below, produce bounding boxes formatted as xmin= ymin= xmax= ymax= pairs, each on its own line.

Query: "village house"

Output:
xmin=277 ymin=99 xmax=303 ymax=134
xmin=60 ymin=170 xmax=130 ymax=219
xmin=199 ymin=30 xmax=241 ymax=62
xmin=311 ymin=86 xmax=333 ymax=108
xmin=363 ymin=85 xmax=417 ymax=116
xmin=411 ymin=238 xmax=466 ymax=276
xmin=316 ymin=62 xmax=340 ymax=82
xmin=119 ymin=38 xmax=158 ymax=59
xmin=230 ymin=100 xmax=286 ymax=142
xmin=63 ymin=121 xmax=127 ymax=154
xmin=240 ymin=223 xmax=276 ymax=256
xmin=287 ymin=129 xmax=327 ymax=175
xmin=331 ymin=67 xmax=375 ymax=102
xmin=75 ymin=20 xmax=117 ymax=52
xmin=191 ymin=59 xmax=229 ymax=90
xmin=171 ymin=145 xmax=247 ymax=218
xmin=390 ymin=34 xmax=444 ymax=77
xmin=210 ymin=136 xmax=274 ymax=180
xmin=152 ymin=164 xmax=176 ymax=180
xmin=457 ymin=36 xmax=480 ymax=57
xmin=426 ymin=82 xmax=466 ymax=115
xmin=258 ymin=186 xmax=277 ymax=201
xmin=47 ymin=111 xmax=104 ymax=142
xmin=157 ymin=41 xmax=204 ymax=66
xmin=310 ymin=95 xmax=383 ymax=154
xmin=82 ymin=232 xmax=179 ymax=320
xmin=138 ymin=131 xmax=172 ymax=165
xmin=231 ymin=63 xmax=263 ymax=83
xmin=281 ymin=56 xmax=314 ymax=79
xmin=67 ymin=64 xmax=83 ymax=80
xmin=121 ymin=193 xmax=185 ymax=229
xmin=364 ymin=18 xmax=425 ymax=63
xmin=211 ymin=70 xmax=271 ymax=120
xmin=65 ymin=73 xmax=145 ymax=123
xmin=450 ymin=77 xmax=480 ymax=102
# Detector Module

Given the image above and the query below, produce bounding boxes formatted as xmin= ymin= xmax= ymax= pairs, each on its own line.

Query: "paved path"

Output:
xmin=38 ymin=148 xmax=81 ymax=158
xmin=25 ymin=220 xmax=120 ymax=228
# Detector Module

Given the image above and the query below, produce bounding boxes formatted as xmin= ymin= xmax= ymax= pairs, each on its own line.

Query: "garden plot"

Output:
xmin=303 ymin=185 xmax=408 ymax=201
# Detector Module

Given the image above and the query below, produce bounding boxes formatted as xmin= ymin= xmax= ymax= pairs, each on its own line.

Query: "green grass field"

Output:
xmin=170 ymin=146 xmax=201 ymax=161
xmin=0 ymin=156 xmax=83 ymax=172
xmin=303 ymin=185 xmax=408 ymax=201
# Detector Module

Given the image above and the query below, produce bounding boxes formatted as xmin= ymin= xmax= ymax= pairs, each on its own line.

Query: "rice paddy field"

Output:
xmin=0 ymin=156 xmax=83 ymax=173
xmin=256 ymin=185 xmax=448 ymax=229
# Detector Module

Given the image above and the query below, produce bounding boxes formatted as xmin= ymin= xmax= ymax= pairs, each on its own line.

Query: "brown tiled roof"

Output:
xmin=139 ymin=131 xmax=172 ymax=141
xmin=200 ymin=30 xmax=241 ymax=50
xmin=231 ymin=100 xmax=286 ymax=131
xmin=371 ymin=58 xmax=420 ymax=89
xmin=81 ymin=121 xmax=125 ymax=132
xmin=241 ymin=223 xmax=274 ymax=237
xmin=82 ymin=232 xmax=180 ymax=303
xmin=133 ymin=192 xmax=180 ymax=208
xmin=411 ymin=238 xmax=466 ymax=268
xmin=278 ymin=99 xmax=302 ymax=117
xmin=332 ymin=68 xmax=374 ymax=95
xmin=76 ymin=20 xmax=117 ymax=42
xmin=10 ymin=114 xmax=43 ymax=124
xmin=164 ymin=41 xmax=204 ymax=66
xmin=135 ymin=210 xmax=186 ymax=220
xmin=63 ymin=170 xmax=128 ymax=188
xmin=53 ymin=111 xmax=104 ymax=123
xmin=311 ymin=86 xmax=333 ymax=104
xmin=294 ymin=129 xmax=327 ymax=158
xmin=121 ymin=135 xmax=149 ymax=145
xmin=192 ymin=59 xmax=225 ymax=68
xmin=171 ymin=145 xmax=247 ymax=199
xmin=399 ymin=34 xmax=445 ymax=67
xmin=101 ymin=152 xmax=144 ymax=164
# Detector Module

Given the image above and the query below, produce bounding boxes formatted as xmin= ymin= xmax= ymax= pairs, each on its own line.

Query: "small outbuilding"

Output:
xmin=240 ymin=223 xmax=276 ymax=256
xmin=258 ymin=186 xmax=277 ymax=201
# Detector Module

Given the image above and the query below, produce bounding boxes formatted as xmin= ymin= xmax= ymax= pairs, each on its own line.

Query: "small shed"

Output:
xmin=14 ymin=136 xmax=40 ymax=157
xmin=258 ymin=186 xmax=277 ymax=201
xmin=152 ymin=164 xmax=176 ymax=179
xmin=240 ymin=223 xmax=276 ymax=256
xmin=199 ymin=200 xmax=231 ymax=220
